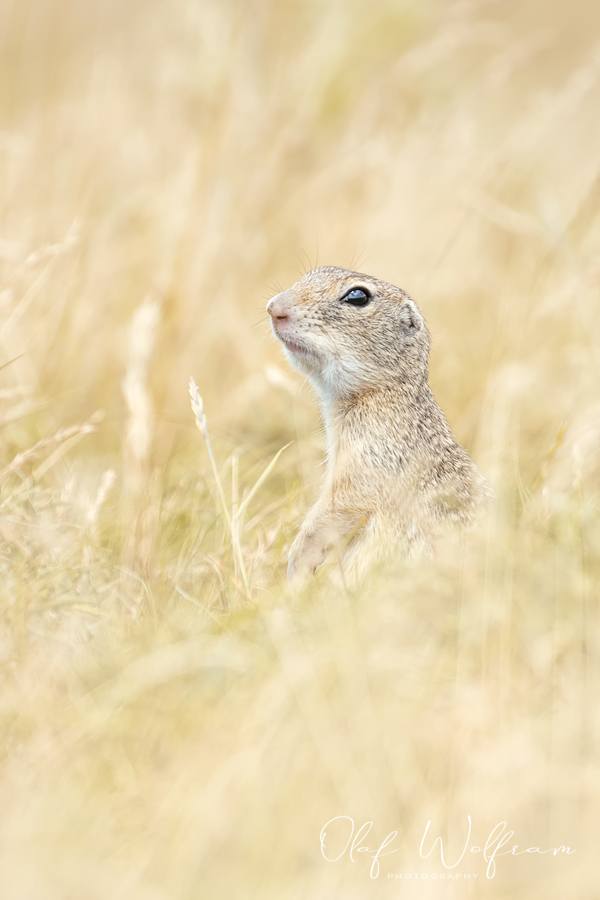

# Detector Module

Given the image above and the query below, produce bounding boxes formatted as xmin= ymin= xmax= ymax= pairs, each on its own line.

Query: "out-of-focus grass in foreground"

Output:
xmin=0 ymin=0 xmax=599 ymax=896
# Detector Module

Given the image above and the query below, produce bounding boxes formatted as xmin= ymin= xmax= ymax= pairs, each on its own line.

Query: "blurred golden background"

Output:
xmin=0 ymin=0 xmax=599 ymax=896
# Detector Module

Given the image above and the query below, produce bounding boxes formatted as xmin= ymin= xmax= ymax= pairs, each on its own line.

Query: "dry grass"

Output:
xmin=0 ymin=0 xmax=599 ymax=896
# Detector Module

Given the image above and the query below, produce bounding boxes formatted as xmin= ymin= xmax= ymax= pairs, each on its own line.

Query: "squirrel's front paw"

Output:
xmin=287 ymin=535 xmax=329 ymax=584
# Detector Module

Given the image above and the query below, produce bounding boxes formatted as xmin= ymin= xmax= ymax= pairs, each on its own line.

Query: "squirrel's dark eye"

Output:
xmin=342 ymin=288 xmax=370 ymax=307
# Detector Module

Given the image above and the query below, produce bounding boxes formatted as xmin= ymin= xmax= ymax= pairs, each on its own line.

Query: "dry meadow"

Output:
xmin=0 ymin=0 xmax=599 ymax=896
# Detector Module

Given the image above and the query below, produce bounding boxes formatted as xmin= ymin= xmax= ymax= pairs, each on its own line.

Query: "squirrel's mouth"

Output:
xmin=270 ymin=318 xmax=317 ymax=359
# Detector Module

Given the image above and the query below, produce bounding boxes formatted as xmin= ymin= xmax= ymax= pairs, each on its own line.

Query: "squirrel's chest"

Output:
xmin=326 ymin=436 xmax=410 ymax=491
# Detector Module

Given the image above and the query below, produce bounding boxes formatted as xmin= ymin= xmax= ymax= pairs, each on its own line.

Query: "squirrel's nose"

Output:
xmin=266 ymin=291 xmax=291 ymax=320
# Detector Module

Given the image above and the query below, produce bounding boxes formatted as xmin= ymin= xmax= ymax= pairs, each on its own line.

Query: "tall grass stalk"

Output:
xmin=189 ymin=375 xmax=290 ymax=601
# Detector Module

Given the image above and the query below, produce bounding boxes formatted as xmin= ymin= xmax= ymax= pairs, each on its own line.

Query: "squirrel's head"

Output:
xmin=266 ymin=266 xmax=430 ymax=402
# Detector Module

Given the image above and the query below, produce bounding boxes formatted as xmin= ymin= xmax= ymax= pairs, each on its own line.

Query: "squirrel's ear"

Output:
xmin=400 ymin=300 xmax=424 ymax=332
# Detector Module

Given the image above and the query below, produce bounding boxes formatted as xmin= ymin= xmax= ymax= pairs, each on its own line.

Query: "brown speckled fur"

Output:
xmin=266 ymin=266 xmax=493 ymax=583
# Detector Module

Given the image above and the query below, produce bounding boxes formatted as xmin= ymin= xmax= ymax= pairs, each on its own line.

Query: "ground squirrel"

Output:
xmin=267 ymin=266 xmax=492 ymax=583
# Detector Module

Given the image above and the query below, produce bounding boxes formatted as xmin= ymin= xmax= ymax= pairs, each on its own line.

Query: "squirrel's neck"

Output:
xmin=321 ymin=376 xmax=452 ymax=469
